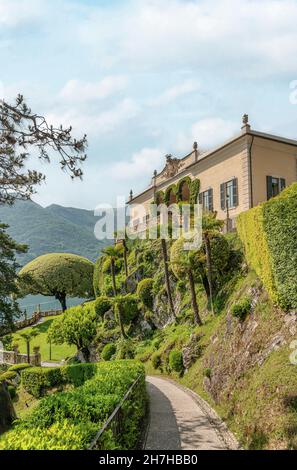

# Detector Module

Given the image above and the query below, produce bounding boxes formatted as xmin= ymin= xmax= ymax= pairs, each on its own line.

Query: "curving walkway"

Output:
xmin=145 ymin=376 xmax=239 ymax=451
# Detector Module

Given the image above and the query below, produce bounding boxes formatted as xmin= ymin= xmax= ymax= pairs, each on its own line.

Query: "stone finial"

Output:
xmin=129 ymin=189 xmax=133 ymax=201
xmin=153 ymin=169 xmax=157 ymax=178
xmin=193 ymin=141 xmax=198 ymax=151
xmin=241 ymin=113 xmax=251 ymax=134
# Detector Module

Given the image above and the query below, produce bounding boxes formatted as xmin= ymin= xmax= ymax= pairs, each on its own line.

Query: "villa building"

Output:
xmin=127 ymin=115 xmax=297 ymax=232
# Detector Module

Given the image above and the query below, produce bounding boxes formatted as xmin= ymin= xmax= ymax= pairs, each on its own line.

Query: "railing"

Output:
xmin=88 ymin=375 xmax=142 ymax=450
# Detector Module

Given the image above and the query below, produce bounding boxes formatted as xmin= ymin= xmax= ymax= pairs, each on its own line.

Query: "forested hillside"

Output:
xmin=0 ymin=200 xmax=108 ymax=265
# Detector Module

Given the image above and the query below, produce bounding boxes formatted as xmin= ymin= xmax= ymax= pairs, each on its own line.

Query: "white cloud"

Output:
xmin=148 ymin=79 xmax=200 ymax=106
xmin=0 ymin=0 xmax=45 ymax=27
xmin=46 ymin=98 xmax=140 ymax=137
xmin=109 ymin=147 xmax=164 ymax=181
xmin=59 ymin=76 xmax=128 ymax=103
xmin=176 ymin=117 xmax=237 ymax=152
xmin=77 ymin=0 xmax=297 ymax=77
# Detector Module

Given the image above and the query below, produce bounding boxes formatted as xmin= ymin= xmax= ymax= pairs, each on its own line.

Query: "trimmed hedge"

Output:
xmin=8 ymin=364 xmax=32 ymax=373
xmin=0 ymin=360 xmax=146 ymax=450
xmin=21 ymin=363 xmax=98 ymax=398
xmin=237 ymin=183 xmax=297 ymax=310
xmin=0 ymin=371 xmax=17 ymax=384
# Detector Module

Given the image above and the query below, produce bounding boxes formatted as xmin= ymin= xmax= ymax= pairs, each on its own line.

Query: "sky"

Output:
xmin=1 ymin=0 xmax=297 ymax=210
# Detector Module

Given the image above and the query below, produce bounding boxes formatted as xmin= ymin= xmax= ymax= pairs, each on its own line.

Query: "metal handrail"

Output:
xmin=88 ymin=374 xmax=142 ymax=450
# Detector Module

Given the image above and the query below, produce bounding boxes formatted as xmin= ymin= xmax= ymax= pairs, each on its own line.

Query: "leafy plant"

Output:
xmin=94 ymin=296 xmax=112 ymax=319
xmin=231 ymin=296 xmax=252 ymax=320
xmin=169 ymin=350 xmax=184 ymax=373
xmin=137 ymin=278 xmax=154 ymax=309
xmin=101 ymin=343 xmax=116 ymax=361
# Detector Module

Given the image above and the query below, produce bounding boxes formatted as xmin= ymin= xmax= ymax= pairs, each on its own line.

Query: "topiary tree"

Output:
xmin=137 ymin=278 xmax=154 ymax=309
xmin=170 ymin=236 xmax=203 ymax=326
xmin=47 ymin=303 xmax=97 ymax=362
xmin=101 ymin=343 xmax=116 ymax=361
xmin=18 ymin=253 xmax=94 ymax=311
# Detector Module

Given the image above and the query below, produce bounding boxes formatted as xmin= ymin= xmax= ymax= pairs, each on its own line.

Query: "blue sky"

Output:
xmin=1 ymin=0 xmax=297 ymax=209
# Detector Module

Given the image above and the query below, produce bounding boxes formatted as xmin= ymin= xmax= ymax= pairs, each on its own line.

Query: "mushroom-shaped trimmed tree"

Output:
xmin=18 ymin=253 xmax=94 ymax=311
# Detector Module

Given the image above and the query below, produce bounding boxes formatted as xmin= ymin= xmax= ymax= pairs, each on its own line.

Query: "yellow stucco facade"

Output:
xmin=128 ymin=118 xmax=297 ymax=231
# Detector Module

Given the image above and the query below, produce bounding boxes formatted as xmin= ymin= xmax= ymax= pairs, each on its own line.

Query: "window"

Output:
xmin=266 ymin=176 xmax=286 ymax=200
xmin=199 ymin=189 xmax=213 ymax=212
xmin=220 ymin=178 xmax=238 ymax=210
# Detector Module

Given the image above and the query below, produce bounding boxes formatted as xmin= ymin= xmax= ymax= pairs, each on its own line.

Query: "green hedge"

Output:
xmin=237 ymin=183 xmax=297 ymax=309
xmin=0 ymin=371 xmax=17 ymax=384
xmin=21 ymin=363 xmax=98 ymax=398
xmin=8 ymin=364 xmax=32 ymax=373
xmin=0 ymin=360 xmax=146 ymax=450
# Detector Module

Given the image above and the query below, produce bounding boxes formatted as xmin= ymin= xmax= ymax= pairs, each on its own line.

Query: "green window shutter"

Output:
xmin=266 ymin=176 xmax=273 ymax=200
xmin=199 ymin=193 xmax=203 ymax=205
xmin=220 ymin=183 xmax=226 ymax=210
xmin=208 ymin=188 xmax=213 ymax=212
xmin=233 ymin=178 xmax=238 ymax=207
xmin=280 ymin=178 xmax=286 ymax=191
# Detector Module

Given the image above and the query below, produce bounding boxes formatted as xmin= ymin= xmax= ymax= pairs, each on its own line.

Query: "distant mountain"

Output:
xmin=0 ymin=200 xmax=110 ymax=266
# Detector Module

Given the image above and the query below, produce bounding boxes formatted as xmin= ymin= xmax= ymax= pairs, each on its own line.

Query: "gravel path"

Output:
xmin=145 ymin=376 xmax=239 ymax=451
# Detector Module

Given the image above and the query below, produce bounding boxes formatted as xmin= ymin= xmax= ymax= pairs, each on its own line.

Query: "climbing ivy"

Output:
xmin=176 ymin=176 xmax=192 ymax=203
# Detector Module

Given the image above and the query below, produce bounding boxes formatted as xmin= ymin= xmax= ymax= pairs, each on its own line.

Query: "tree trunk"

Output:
xmin=204 ymin=234 xmax=214 ymax=314
xmin=0 ymin=382 xmax=16 ymax=434
xmin=111 ymin=259 xmax=117 ymax=296
xmin=188 ymin=269 xmax=202 ymax=326
xmin=201 ymin=274 xmax=210 ymax=299
xmin=80 ymin=347 xmax=91 ymax=363
xmin=56 ymin=292 xmax=67 ymax=312
xmin=161 ymin=239 xmax=175 ymax=318
xmin=123 ymin=239 xmax=128 ymax=278
xmin=26 ymin=340 xmax=30 ymax=364
xmin=117 ymin=304 xmax=127 ymax=339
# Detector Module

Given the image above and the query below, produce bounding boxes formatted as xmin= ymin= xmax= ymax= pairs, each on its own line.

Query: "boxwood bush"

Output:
xmin=1 ymin=360 xmax=146 ymax=450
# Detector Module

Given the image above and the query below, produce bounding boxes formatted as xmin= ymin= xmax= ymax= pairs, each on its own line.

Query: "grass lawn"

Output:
xmin=4 ymin=316 xmax=76 ymax=363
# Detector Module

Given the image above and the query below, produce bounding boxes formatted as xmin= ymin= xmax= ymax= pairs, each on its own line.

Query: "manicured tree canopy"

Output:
xmin=19 ymin=253 xmax=94 ymax=311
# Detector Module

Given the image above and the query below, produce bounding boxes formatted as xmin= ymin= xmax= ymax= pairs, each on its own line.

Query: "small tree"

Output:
xmin=47 ymin=303 xmax=97 ymax=362
xmin=0 ymin=223 xmax=27 ymax=334
xmin=101 ymin=244 xmax=123 ymax=297
xmin=18 ymin=253 xmax=94 ymax=311
xmin=18 ymin=330 xmax=38 ymax=363
xmin=202 ymin=212 xmax=224 ymax=314
xmin=170 ymin=237 xmax=203 ymax=326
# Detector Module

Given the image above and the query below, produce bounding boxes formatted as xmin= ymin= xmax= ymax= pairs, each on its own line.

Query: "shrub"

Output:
xmin=137 ymin=278 xmax=154 ymax=309
xmin=61 ymin=363 xmax=97 ymax=387
xmin=0 ymin=361 xmax=146 ymax=450
xmin=231 ymin=296 xmax=252 ymax=320
xmin=169 ymin=350 xmax=184 ymax=373
xmin=101 ymin=343 xmax=116 ymax=361
xmin=7 ymin=385 xmax=16 ymax=400
xmin=203 ymin=368 xmax=212 ymax=379
xmin=0 ymin=371 xmax=17 ymax=384
xmin=116 ymin=339 xmax=135 ymax=359
xmin=151 ymin=353 xmax=162 ymax=369
xmin=94 ymin=296 xmax=112 ymax=318
xmin=8 ymin=364 xmax=32 ymax=374
xmin=21 ymin=367 xmax=63 ymax=398
xmin=115 ymin=294 xmax=139 ymax=324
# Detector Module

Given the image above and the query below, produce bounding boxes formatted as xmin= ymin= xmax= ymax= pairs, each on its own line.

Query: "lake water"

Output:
xmin=18 ymin=295 xmax=84 ymax=319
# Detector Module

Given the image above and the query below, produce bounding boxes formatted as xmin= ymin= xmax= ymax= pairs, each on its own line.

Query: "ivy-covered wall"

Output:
xmin=237 ymin=183 xmax=297 ymax=310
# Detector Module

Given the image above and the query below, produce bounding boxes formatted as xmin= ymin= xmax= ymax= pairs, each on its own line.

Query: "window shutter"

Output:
xmin=266 ymin=176 xmax=273 ymax=200
xmin=280 ymin=178 xmax=286 ymax=191
xmin=220 ymin=183 xmax=226 ymax=210
xmin=208 ymin=188 xmax=213 ymax=212
xmin=199 ymin=193 xmax=202 ymax=205
xmin=233 ymin=178 xmax=238 ymax=207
